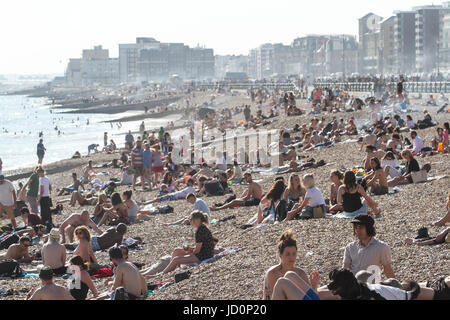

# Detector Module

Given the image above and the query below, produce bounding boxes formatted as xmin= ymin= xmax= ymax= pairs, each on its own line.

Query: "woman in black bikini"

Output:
xmin=336 ymin=171 xmax=380 ymax=217
xmin=68 ymin=255 xmax=99 ymax=300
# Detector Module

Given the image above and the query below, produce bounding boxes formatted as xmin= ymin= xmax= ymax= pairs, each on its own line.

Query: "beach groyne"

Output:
xmin=60 ymin=96 xmax=181 ymax=114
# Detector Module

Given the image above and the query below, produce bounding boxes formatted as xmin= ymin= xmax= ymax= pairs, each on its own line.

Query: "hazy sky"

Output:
xmin=0 ymin=0 xmax=443 ymax=74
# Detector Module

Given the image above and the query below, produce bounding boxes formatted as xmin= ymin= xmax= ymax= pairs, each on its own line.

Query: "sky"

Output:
xmin=0 ymin=0 xmax=444 ymax=74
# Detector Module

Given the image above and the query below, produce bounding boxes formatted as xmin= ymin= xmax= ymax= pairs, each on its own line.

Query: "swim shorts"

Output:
xmin=243 ymin=198 xmax=261 ymax=207
xmin=302 ymin=288 xmax=320 ymax=300
xmin=152 ymin=165 xmax=164 ymax=174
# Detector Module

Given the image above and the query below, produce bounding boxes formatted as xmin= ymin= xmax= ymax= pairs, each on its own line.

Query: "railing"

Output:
xmin=194 ymin=82 xmax=298 ymax=91
xmin=313 ymin=81 xmax=450 ymax=94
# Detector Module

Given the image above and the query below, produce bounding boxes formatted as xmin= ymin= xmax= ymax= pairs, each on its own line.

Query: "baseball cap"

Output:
xmin=350 ymin=214 xmax=374 ymax=227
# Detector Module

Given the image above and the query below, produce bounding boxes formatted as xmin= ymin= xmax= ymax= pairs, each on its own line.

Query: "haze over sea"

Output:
xmin=0 ymin=95 xmax=180 ymax=173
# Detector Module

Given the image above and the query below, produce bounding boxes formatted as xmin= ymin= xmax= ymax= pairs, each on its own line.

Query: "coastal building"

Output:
xmin=119 ymin=38 xmax=214 ymax=83
xmin=215 ymin=55 xmax=248 ymax=79
xmin=358 ymin=13 xmax=383 ymax=75
xmin=414 ymin=5 xmax=442 ymax=73
xmin=441 ymin=3 xmax=450 ymax=72
xmin=65 ymin=45 xmax=119 ymax=87
xmin=380 ymin=16 xmax=396 ymax=74
xmin=291 ymin=36 xmax=326 ymax=78
xmin=65 ymin=58 xmax=82 ymax=87
xmin=324 ymin=35 xmax=358 ymax=76
xmin=392 ymin=11 xmax=416 ymax=75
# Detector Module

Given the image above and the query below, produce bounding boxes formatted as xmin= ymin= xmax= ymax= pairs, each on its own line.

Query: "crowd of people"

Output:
xmin=0 ymin=78 xmax=448 ymax=301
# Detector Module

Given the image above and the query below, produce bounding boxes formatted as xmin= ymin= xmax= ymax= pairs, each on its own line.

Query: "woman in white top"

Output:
xmin=406 ymin=115 xmax=416 ymax=129
xmin=285 ymin=174 xmax=325 ymax=221
xmin=122 ymin=190 xmax=139 ymax=223
xmin=381 ymin=151 xmax=401 ymax=178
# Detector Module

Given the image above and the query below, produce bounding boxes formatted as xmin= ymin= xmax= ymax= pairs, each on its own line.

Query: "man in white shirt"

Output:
xmin=410 ymin=131 xmax=424 ymax=156
xmin=37 ymin=168 xmax=53 ymax=230
xmin=0 ymin=174 xmax=18 ymax=229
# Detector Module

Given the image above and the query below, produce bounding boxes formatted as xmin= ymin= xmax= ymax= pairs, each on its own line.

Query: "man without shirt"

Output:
xmin=0 ymin=236 xmax=34 ymax=263
xmin=59 ymin=210 xmax=103 ymax=243
xmin=109 ymin=247 xmax=147 ymax=300
xmin=27 ymin=267 xmax=73 ymax=300
xmin=211 ymin=172 xmax=262 ymax=211
xmin=41 ymin=229 xmax=67 ymax=275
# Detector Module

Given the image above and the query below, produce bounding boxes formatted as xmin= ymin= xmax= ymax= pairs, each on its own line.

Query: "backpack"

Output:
xmin=274 ymin=200 xmax=288 ymax=222
xmin=0 ymin=259 xmax=23 ymax=278
xmin=0 ymin=233 xmax=19 ymax=250
xmin=158 ymin=205 xmax=174 ymax=214
xmin=174 ymin=270 xmax=191 ymax=283
xmin=204 ymin=181 xmax=225 ymax=196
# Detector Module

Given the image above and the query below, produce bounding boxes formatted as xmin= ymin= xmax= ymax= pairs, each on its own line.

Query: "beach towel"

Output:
xmin=187 ymin=248 xmax=242 ymax=267
xmin=259 ymin=166 xmax=290 ymax=176
xmin=426 ymin=175 xmax=449 ymax=182
xmin=91 ymin=267 xmax=114 ymax=279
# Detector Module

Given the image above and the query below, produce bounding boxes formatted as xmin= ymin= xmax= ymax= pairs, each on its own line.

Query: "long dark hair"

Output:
xmin=266 ymin=180 xmax=286 ymax=202
xmin=111 ymin=193 xmax=123 ymax=206
xmin=162 ymin=171 xmax=173 ymax=185
xmin=123 ymin=190 xmax=132 ymax=200
xmin=343 ymin=171 xmax=358 ymax=191
xmin=70 ymin=255 xmax=88 ymax=271
xmin=370 ymin=157 xmax=381 ymax=170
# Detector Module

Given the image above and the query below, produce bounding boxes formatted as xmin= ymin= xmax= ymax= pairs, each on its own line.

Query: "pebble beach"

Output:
xmin=0 ymin=90 xmax=449 ymax=300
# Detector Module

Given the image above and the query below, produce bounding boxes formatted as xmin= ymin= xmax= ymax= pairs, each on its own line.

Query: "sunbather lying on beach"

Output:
xmin=144 ymin=179 xmax=195 ymax=204
xmin=57 ymin=173 xmax=84 ymax=196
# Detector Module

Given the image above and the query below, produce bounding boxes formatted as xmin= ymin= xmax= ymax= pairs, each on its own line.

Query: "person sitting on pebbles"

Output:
xmin=431 ymin=193 xmax=450 ymax=227
xmin=27 ymin=267 xmax=74 ymax=300
xmin=211 ymin=172 xmax=262 ymax=212
xmin=59 ymin=210 xmax=103 ymax=244
xmin=264 ymin=230 xmax=320 ymax=300
xmin=0 ymin=236 xmax=34 ymax=262
xmin=155 ymin=211 xmax=215 ymax=275
xmin=405 ymin=227 xmax=450 ymax=246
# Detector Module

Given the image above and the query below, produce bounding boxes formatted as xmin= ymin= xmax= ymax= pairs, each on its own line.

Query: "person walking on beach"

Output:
xmin=131 ymin=139 xmax=145 ymax=190
xmin=125 ymin=131 xmax=134 ymax=151
xmin=37 ymin=167 xmax=53 ymax=231
xmin=104 ymin=132 xmax=108 ymax=148
xmin=20 ymin=166 xmax=40 ymax=213
xmin=0 ymin=174 xmax=18 ymax=229
xmin=37 ymin=139 xmax=46 ymax=164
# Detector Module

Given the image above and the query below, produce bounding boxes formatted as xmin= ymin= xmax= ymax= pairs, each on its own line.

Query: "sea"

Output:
xmin=0 ymin=95 xmax=182 ymax=173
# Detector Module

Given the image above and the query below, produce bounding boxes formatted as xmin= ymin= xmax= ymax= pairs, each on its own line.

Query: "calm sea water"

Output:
xmin=0 ymin=95 xmax=181 ymax=173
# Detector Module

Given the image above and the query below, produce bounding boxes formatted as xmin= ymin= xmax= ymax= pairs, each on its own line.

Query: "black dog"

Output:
xmin=327 ymin=269 xmax=420 ymax=300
